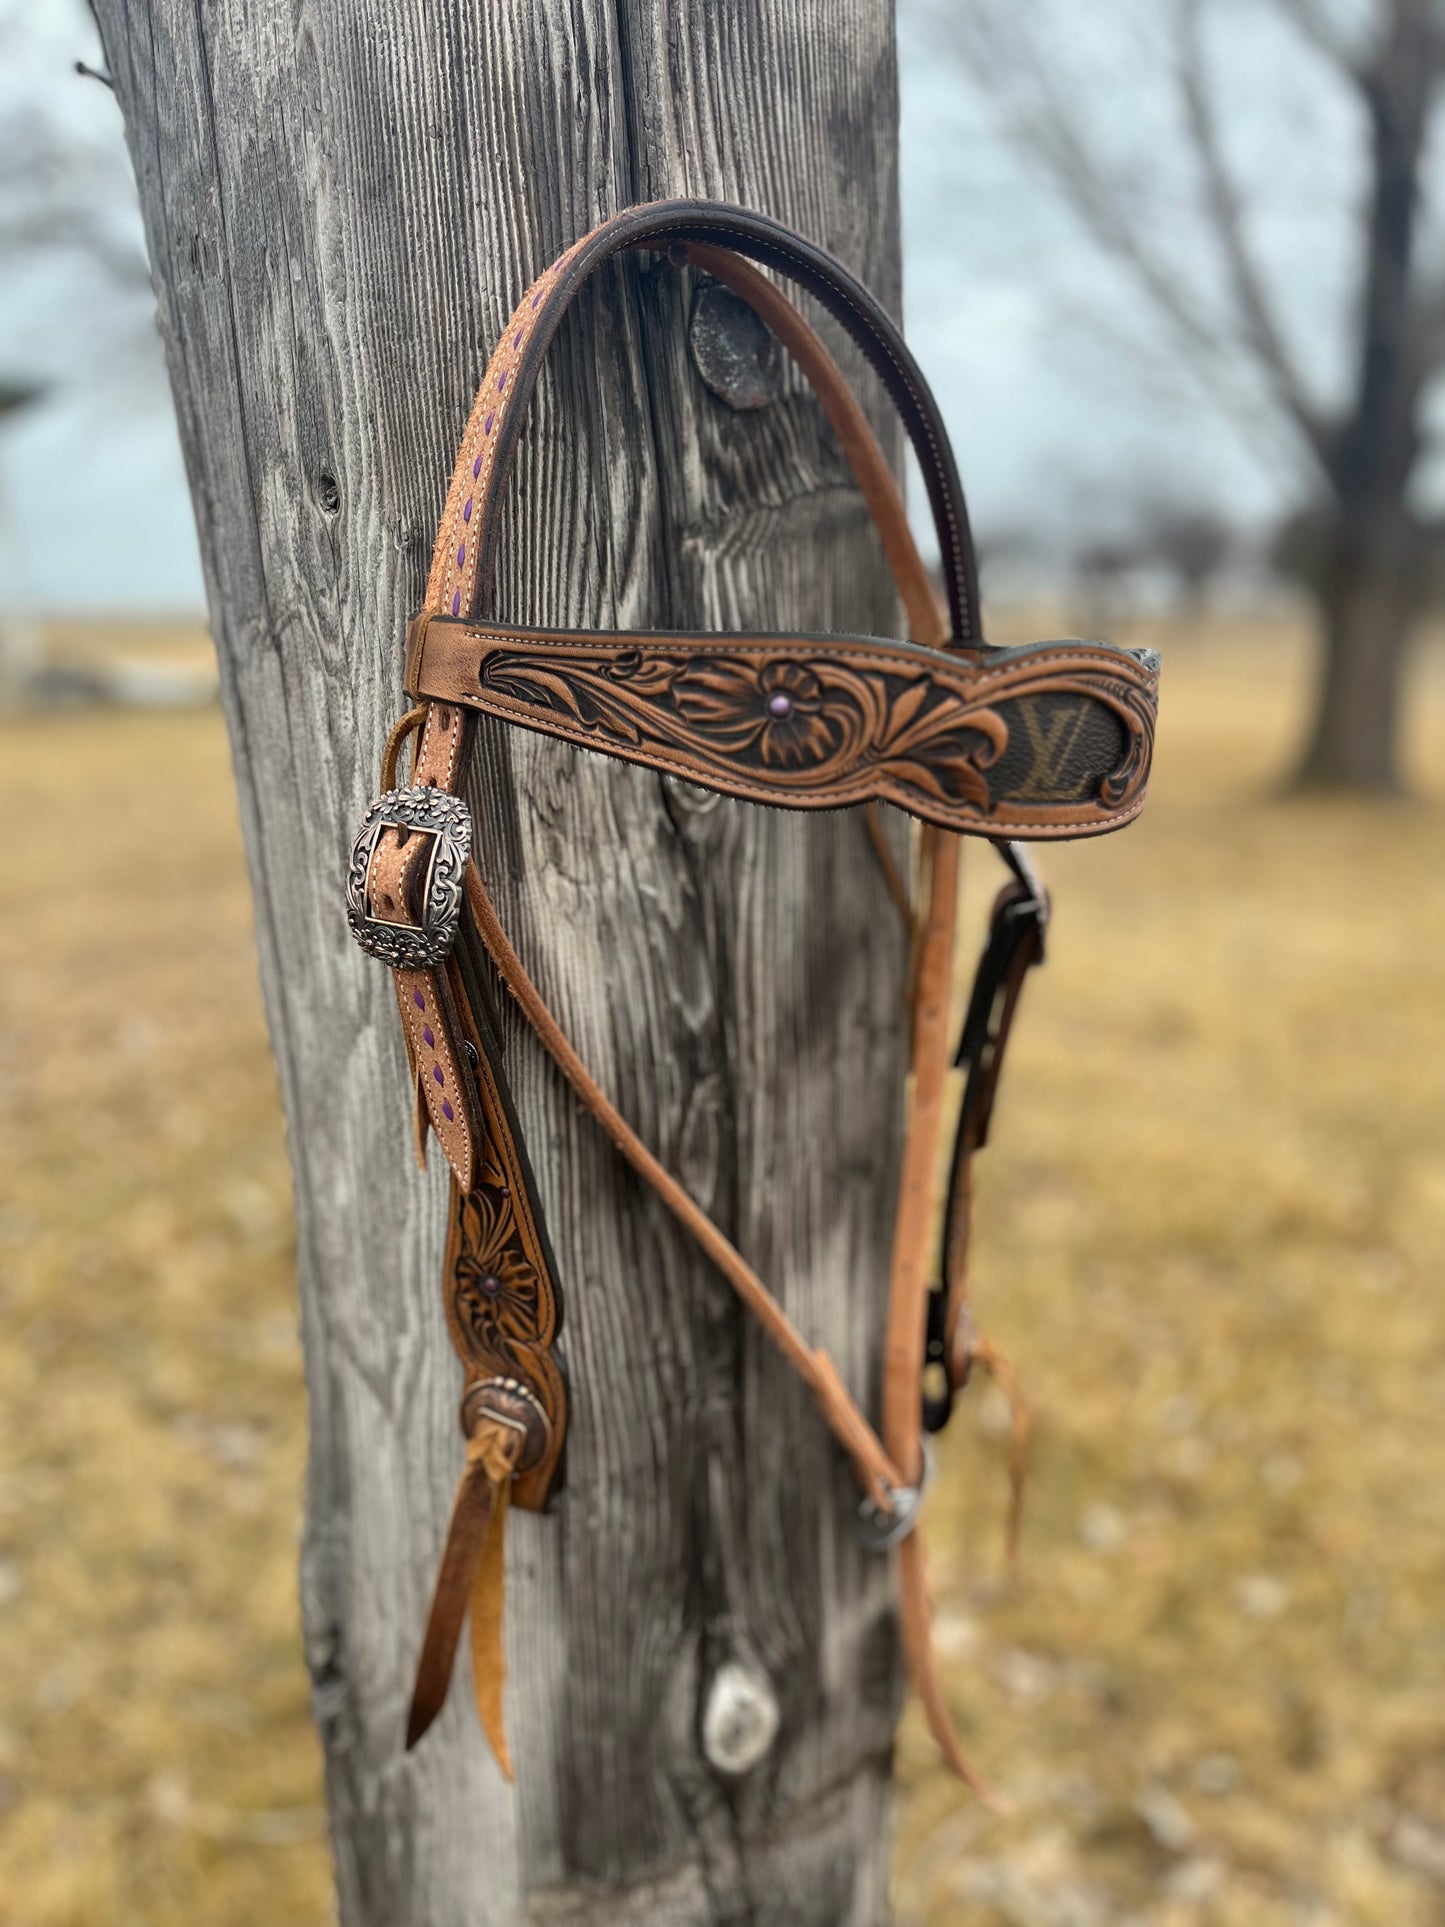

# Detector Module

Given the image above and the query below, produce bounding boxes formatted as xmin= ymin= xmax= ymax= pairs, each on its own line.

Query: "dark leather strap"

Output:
xmin=406 ymin=617 xmax=1159 ymax=840
xmin=924 ymin=868 xmax=1046 ymax=1435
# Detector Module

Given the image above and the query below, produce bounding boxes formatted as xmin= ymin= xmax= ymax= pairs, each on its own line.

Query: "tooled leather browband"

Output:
xmin=405 ymin=617 xmax=1159 ymax=838
xmin=347 ymin=197 xmax=1160 ymax=1792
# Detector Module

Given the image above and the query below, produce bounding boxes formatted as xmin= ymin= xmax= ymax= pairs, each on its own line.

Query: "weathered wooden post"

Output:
xmin=94 ymin=4 xmax=913 ymax=1919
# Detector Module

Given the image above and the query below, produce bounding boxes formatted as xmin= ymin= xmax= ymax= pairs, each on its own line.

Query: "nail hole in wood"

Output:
xmin=688 ymin=283 xmax=782 ymax=412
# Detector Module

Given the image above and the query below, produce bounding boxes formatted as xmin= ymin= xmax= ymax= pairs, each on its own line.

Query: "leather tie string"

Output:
xmin=407 ymin=1417 xmax=521 ymax=1774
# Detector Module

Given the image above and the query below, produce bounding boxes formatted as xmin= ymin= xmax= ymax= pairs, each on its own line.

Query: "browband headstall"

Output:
xmin=343 ymin=199 xmax=1160 ymax=1794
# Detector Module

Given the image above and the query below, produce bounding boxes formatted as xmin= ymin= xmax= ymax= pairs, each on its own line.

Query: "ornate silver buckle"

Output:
xmin=345 ymin=786 xmax=470 ymax=970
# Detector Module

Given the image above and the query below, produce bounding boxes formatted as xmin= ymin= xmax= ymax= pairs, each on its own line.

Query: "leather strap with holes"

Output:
xmin=347 ymin=200 xmax=1159 ymax=1795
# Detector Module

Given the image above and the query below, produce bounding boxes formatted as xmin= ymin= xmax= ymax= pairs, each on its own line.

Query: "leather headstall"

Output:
xmin=344 ymin=199 xmax=1160 ymax=1793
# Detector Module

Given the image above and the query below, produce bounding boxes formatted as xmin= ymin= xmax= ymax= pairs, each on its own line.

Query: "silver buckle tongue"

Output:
xmin=855 ymin=1441 xmax=933 ymax=1552
xmin=345 ymin=785 xmax=470 ymax=969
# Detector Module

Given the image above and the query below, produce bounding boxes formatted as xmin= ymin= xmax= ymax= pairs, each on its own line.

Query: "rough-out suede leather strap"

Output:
xmin=351 ymin=198 xmax=1160 ymax=1796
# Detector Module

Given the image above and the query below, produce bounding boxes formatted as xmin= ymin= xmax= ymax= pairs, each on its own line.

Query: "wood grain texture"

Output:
xmin=94 ymin=3 xmax=914 ymax=1920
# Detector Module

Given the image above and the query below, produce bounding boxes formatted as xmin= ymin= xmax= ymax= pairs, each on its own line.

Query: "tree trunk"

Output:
xmin=95 ymin=3 xmax=912 ymax=1923
xmin=1296 ymin=516 xmax=1420 ymax=792
xmin=1295 ymin=0 xmax=1437 ymax=792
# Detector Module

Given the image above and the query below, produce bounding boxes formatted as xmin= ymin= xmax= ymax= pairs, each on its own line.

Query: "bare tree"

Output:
xmin=1073 ymin=533 xmax=1140 ymax=637
xmin=1144 ymin=502 xmax=1237 ymax=608
xmin=0 ymin=4 xmax=150 ymax=300
xmin=932 ymin=0 xmax=1445 ymax=791
xmin=0 ymin=1 xmax=168 ymax=684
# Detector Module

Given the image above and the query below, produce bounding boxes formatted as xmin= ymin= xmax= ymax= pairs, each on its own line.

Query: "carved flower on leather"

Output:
xmin=453 ymin=1182 xmax=540 ymax=1359
xmin=672 ymin=658 xmax=835 ymax=768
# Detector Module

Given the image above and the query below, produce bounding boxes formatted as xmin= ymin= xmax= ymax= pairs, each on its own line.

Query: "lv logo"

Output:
xmin=1011 ymin=698 xmax=1096 ymax=802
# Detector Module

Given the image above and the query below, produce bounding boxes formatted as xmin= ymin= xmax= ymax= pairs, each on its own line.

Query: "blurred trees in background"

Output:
xmin=939 ymin=0 xmax=1445 ymax=793
xmin=0 ymin=4 xmax=151 ymax=324
xmin=0 ymin=0 xmax=162 ymax=678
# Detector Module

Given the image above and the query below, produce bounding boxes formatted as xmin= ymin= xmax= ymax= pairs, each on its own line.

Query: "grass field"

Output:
xmin=3 ymin=615 xmax=1444 ymax=1925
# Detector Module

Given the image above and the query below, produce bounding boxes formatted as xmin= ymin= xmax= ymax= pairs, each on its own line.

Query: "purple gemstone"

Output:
xmin=413 ymin=989 xmax=425 ymax=1009
xmin=451 ymin=590 xmax=460 ymax=616
xmin=432 ymin=1064 xmax=444 ymax=1085
xmin=484 ymin=413 xmax=494 ymax=434
xmin=422 ymin=1026 xmax=434 ymax=1048
xmin=442 ymin=1100 xmax=454 ymax=1121
xmin=768 ymin=692 xmax=793 ymax=718
xmin=514 ymin=331 xmax=522 ymax=348
xmin=463 ymin=497 xmax=472 ymax=522
xmin=473 ymin=453 xmax=482 ymax=478
xmin=456 ymin=543 xmax=465 ymax=568
xmin=498 ymin=370 xmax=507 ymax=390
xmin=480 ymin=1273 xmax=501 ymax=1297
xmin=532 ymin=292 xmax=542 ymax=308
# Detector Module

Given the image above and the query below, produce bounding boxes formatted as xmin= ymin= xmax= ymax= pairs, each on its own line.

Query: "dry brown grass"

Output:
xmin=0 ymin=707 xmax=327 ymax=1925
xmin=2 ymin=613 xmax=1443 ymax=1924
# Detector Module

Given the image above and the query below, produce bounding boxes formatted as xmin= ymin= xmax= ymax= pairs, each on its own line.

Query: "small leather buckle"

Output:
xmin=345 ymin=785 xmax=470 ymax=969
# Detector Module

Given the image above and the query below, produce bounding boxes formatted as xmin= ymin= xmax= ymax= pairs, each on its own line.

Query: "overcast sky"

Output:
xmin=1 ymin=0 xmax=1433 ymax=611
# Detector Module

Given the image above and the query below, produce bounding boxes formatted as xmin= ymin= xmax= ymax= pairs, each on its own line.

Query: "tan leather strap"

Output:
xmin=405 ymin=617 xmax=1157 ymax=841
xmin=882 ymin=831 xmax=959 ymax=1483
xmin=462 ymin=844 xmax=998 ymax=1799
xmin=460 ymin=856 xmax=907 ymax=1513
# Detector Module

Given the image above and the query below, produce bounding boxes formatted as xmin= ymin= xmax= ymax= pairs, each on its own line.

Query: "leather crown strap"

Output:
xmin=345 ymin=200 xmax=1160 ymax=1796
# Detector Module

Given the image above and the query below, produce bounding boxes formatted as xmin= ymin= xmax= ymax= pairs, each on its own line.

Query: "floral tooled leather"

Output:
xmin=406 ymin=622 xmax=1159 ymax=839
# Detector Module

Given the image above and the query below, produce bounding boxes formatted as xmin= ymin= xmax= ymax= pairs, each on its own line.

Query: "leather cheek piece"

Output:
xmin=406 ymin=618 xmax=1161 ymax=839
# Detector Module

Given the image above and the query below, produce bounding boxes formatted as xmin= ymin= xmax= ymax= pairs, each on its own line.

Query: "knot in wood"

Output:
xmin=701 ymin=1660 xmax=780 ymax=1776
xmin=688 ymin=283 xmax=782 ymax=411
